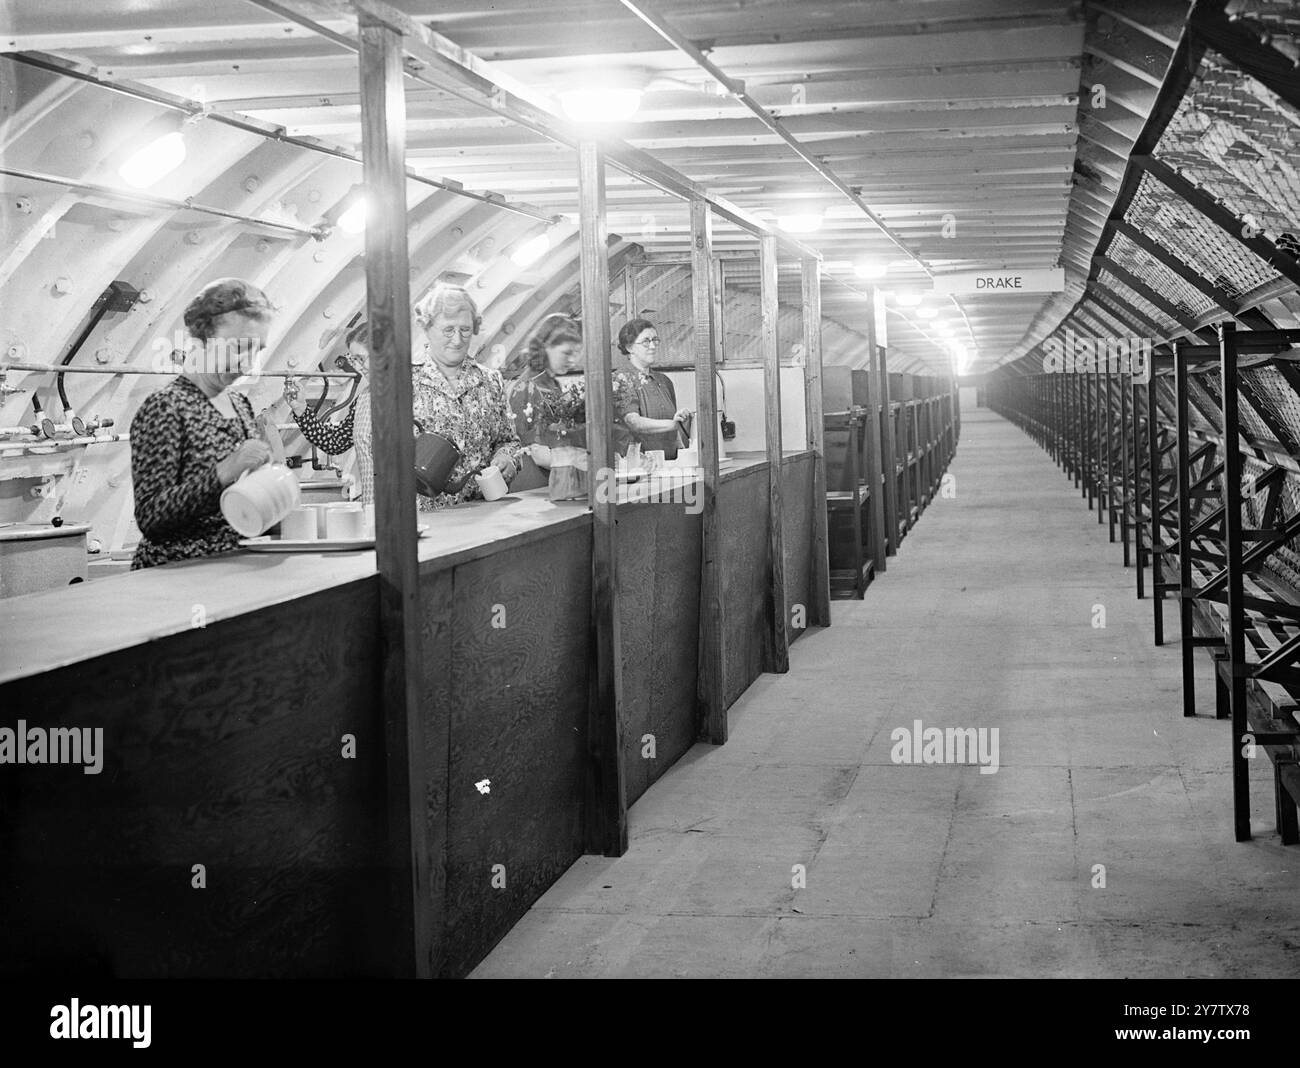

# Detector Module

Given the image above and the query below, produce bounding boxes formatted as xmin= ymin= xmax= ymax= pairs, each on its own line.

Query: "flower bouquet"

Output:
xmin=540 ymin=380 xmax=589 ymax=500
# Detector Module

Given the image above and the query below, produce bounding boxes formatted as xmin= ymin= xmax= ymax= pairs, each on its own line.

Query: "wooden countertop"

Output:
xmin=0 ymin=450 xmax=810 ymax=685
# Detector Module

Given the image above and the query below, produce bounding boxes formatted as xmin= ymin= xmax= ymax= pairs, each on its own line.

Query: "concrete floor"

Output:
xmin=471 ymin=408 xmax=1300 ymax=978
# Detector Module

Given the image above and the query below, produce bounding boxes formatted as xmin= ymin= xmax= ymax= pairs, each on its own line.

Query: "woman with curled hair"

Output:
xmin=614 ymin=317 xmax=692 ymax=460
xmin=505 ymin=314 xmax=585 ymax=491
xmin=411 ymin=282 xmax=524 ymax=509
xmin=129 ymin=277 xmax=275 ymax=569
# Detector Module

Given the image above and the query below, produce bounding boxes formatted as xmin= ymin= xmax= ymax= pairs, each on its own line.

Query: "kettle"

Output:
xmin=413 ymin=421 xmax=470 ymax=497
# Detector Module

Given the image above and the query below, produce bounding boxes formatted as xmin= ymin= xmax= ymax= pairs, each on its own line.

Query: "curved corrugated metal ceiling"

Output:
xmin=2 ymin=0 xmax=1181 ymax=374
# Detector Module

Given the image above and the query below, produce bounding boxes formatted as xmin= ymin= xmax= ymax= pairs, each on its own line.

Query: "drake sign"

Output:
xmin=932 ymin=269 xmax=1064 ymax=295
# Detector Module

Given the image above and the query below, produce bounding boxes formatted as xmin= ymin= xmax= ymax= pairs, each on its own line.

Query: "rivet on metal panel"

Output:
xmin=53 ymin=276 xmax=72 ymax=295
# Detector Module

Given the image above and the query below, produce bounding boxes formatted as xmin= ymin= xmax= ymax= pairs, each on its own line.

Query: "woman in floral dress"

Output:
xmin=412 ymin=284 xmax=524 ymax=510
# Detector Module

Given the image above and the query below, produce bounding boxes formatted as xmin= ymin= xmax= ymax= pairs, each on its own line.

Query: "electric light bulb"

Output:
xmin=559 ymin=88 xmax=642 ymax=123
xmin=119 ymin=131 xmax=187 ymax=189
xmin=338 ymin=200 xmax=367 ymax=235
xmin=776 ymin=213 xmax=823 ymax=234
xmin=510 ymin=233 xmax=551 ymax=267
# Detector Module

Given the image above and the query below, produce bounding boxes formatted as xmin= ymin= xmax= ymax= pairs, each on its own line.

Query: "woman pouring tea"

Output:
xmin=130 ymin=278 xmax=276 ymax=569
xmin=411 ymin=283 xmax=524 ymax=509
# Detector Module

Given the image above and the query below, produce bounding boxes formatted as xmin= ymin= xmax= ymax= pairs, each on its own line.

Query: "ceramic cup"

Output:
xmin=476 ymin=465 xmax=508 ymax=501
xmin=221 ymin=463 xmax=301 ymax=537
xmin=279 ymin=506 xmax=318 ymax=541
xmin=325 ymin=503 xmax=366 ymax=540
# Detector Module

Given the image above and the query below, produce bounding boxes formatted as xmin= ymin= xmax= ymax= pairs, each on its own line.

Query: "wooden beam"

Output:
xmin=692 ymin=198 xmax=726 ymax=744
xmin=357 ymin=11 xmax=433 ymax=979
xmin=759 ymin=235 xmax=789 ymax=670
xmin=253 ymin=0 xmax=821 ymax=260
xmin=577 ymin=141 xmax=628 ymax=857
xmin=617 ymin=0 xmax=933 ymax=277
xmin=802 ymin=257 xmax=832 ymax=624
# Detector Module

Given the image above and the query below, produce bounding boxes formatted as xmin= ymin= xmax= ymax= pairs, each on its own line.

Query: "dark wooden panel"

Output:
xmin=782 ymin=455 xmax=815 ymax=648
xmin=441 ymin=525 xmax=591 ymax=977
xmin=0 ymin=581 xmax=389 ymax=978
xmin=618 ymin=501 xmax=702 ymax=807
xmin=718 ymin=465 xmax=771 ymax=710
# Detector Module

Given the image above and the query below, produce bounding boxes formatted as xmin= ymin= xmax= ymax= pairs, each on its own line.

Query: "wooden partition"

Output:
xmin=0 ymin=455 xmax=815 ymax=977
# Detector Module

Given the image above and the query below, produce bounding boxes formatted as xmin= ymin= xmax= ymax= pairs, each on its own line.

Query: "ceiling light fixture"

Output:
xmin=510 ymin=232 xmax=551 ymax=267
xmin=893 ymin=291 xmax=923 ymax=308
xmin=776 ymin=212 xmax=824 ymax=234
xmin=119 ymin=131 xmax=187 ymax=189
xmin=338 ymin=199 xmax=367 ymax=235
xmin=559 ymin=88 xmax=643 ymax=124
xmin=853 ymin=261 xmax=887 ymax=281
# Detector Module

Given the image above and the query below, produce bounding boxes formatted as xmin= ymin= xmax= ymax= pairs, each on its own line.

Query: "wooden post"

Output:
xmin=357 ymin=12 xmax=434 ymax=979
xmin=759 ymin=235 xmax=788 ymax=670
xmin=691 ymin=197 xmax=726 ymax=744
xmin=1219 ymin=323 xmax=1251 ymax=841
xmin=578 ymin=141 xmax=628 ymax=856
xmin=877 ymin=342 xmax=899 ymax=555
xmin=862 ymin=285 xmax=887 ymax=574
xmin=802 ymin=257 xmax=832 ymax=624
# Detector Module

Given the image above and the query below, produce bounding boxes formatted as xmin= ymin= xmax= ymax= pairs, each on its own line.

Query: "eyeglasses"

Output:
xmin=635 ymin=337 xmax=661 ymax=347
xmin=437 ymin=326 xmax=474 ymax=340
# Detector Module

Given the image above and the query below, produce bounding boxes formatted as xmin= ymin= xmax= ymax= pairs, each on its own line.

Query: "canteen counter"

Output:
xmin=0 ymin=449 xmax=818 ymax=977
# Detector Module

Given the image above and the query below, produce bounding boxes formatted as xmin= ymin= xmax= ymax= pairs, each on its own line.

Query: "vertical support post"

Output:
xmin=1133 ymin=378 xmax=1146 ymax=596
xmin=878 ymin=346 xmax=898 ymax=554
xmin=1219 ymin=323 xmax=1251 ymax=841
xmin=759 ymin=235 xmax=788 ymax=670
xmin=1120 ymin=367 xmax=1131 ymax=565
xmin=1148 ymin=371 xmax=1164 ymax=645
xmin=1095 ymin=367 xmax=1104 ymax=521
xmin=802 ymin=256 xmax=832 ymax=623
xmin=357 ymin=13 xmax=432 ymax=979
xmin=578 ymin=142 xmax=628 ymax=856
xmin=1174 ymin=345 xmax=1197 ymax=718
xmin=691 ymin=198 xmax=727 ymax=743
xmin=862 ymin=286 xmax=887 ymax=574
xmin=1106 ymin=362 xmax=1117 ymax=541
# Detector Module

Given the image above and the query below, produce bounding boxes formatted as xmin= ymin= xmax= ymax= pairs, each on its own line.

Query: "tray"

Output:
xmin=240 ymin=525 xmax=429 ymax=552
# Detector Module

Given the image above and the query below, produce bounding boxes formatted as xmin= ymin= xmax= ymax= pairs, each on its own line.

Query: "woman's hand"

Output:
xmin=216 ymin=439 xmax=271 ymax=487
xmin=492 ymin=455 xmax=516 ymax=481
xmin=675 ymin=408 xmax=693 ymax=423
xmin=282 ymin=375 xmax=306 ymax=416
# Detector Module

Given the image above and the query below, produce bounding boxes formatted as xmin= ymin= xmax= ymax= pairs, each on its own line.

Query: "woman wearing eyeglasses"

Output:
xmin=614 ymin=318 xmax=692 ymax=460
xmin=130 ymin=277 xmax=275 ymax=569
xmin=412 ymin=283 xmax=524 ymax=509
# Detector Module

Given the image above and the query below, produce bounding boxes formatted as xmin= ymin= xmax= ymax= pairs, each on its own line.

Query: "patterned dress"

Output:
xmin=293 ymin=398 xmax=357 ymax=456
xmin=412 ymin=359 xmax=524 ymax=510
xmin=293 ymin=392 xmax=368 ymax=503
xmin=129 ymin=376 xmax=257 ymax=569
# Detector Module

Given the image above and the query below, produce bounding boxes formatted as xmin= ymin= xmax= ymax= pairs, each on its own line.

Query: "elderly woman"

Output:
xmin=413 ymin=283 xmax=524 ymax=509
xmin=614 ymin=317 xmax=692 ymax=460
xmin=283 ymin=320 xmax=374 ymax=504
xmin=130 ymin=277 xmax=274 ymax=569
